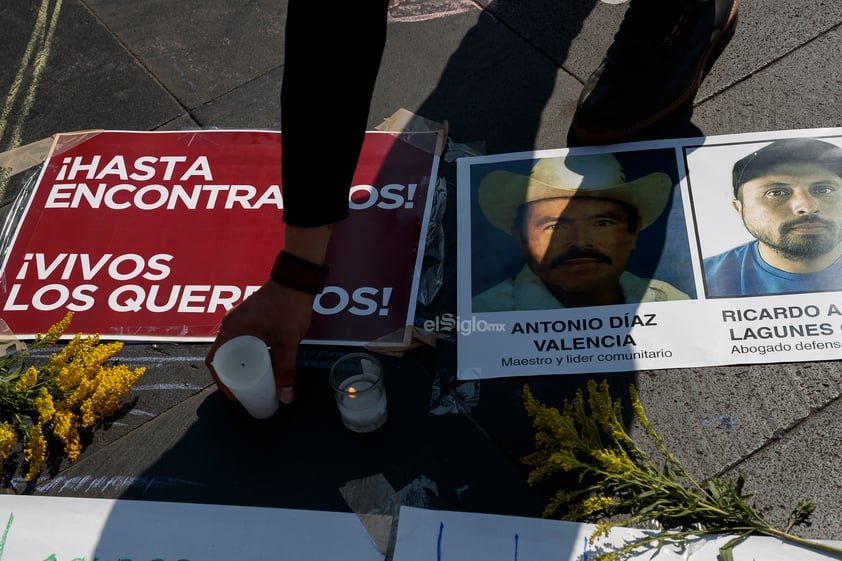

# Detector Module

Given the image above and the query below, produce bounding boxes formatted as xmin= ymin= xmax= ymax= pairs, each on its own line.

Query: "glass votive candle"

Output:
xmin=328 ymin=352 xmax=388 ymax=433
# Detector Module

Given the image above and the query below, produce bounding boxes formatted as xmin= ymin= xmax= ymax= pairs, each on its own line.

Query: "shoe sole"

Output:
xmin=572 ymin=0 xmax=740 ymax=145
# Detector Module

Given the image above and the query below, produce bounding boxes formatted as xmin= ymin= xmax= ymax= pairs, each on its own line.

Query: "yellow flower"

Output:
xmin=34 ymin=386 xmax=56 ymax=424
xmin=591 ymin=448 xmax=635 ymax=473
xmin=52 ymin=408 xmax=81 ymax=462
xmin=629 ymin=385 xmax=656 ymax=440
xmin=584 ymin=495 xmax=617 ymax=513
xmin=13 ymin=366 xmax=39 ymax=390
xmin=34 ymin=312 xmax=73 ymax=346
xmin=23 ymin=424 xmax=47 ymax=481
xmin=0 ymin=312 xmax=147 ymax=481
xmin=591 ymin=520 xmax=615 ymax=541
xmin=0 ymin=422 xmax=16 ymax=470
xmin=55 ymin=363 xmax=81 ymax=393
xmin=79 ymin=364 xmax=145 ymax=427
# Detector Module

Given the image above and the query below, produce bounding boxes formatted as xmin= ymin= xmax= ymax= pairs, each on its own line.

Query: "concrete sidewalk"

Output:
xmin=2 ymin=0 xmax=842 ymax=544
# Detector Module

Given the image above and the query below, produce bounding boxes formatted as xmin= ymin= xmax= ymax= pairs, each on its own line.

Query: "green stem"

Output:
xmin=758 ymin=526 xmax=842 ymax=557
xmin=630 ymin=526 xmax=842 ymax=561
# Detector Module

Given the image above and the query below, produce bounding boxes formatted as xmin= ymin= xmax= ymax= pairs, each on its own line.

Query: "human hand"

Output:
xmin=205 ymin=279 xmax=316 ymax=405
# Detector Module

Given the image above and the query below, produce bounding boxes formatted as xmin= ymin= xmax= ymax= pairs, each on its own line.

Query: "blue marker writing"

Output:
xmin=437 ymin=521 xmax=444 ymax=561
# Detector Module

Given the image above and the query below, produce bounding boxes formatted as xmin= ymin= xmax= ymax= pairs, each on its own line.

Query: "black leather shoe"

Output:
xmin=571 ymin=0 xmax=739 ymax=144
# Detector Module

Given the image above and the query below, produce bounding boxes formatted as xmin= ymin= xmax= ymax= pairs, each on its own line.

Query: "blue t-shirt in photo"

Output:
xmin=703 ymin=240 xmax=842 ymax=297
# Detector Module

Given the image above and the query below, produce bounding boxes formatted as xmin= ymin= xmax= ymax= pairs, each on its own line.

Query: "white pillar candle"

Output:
xmin=211 ymin=335 xmax=279 ymax=419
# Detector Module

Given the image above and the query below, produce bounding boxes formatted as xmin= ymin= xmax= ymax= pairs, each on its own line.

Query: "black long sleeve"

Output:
xmin=280 ymin=0 xmax=390 ymax=227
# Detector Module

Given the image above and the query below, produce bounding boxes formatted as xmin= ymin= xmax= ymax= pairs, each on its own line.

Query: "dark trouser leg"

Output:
xmin=571 ymin=0 xmax=739 ymax=144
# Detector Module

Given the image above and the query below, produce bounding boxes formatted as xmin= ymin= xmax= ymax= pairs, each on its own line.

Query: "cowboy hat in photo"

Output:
xmin=478 ymin=153 xmax=673 ymax=234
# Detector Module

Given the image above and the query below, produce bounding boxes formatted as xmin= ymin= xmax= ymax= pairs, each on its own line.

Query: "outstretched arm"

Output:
xmin=205 ymin=0 xmax=390 ymax=408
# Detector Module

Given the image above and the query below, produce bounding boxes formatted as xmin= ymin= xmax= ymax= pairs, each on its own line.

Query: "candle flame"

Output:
xmin=348 ymin=386 xmax=359 ymax=398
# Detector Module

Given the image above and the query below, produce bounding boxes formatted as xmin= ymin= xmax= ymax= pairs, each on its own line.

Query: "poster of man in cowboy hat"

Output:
xmin=469 ymin=149 xmax=695 ymax=312
xmin=454 ymin=145 xmax=697 ymax=380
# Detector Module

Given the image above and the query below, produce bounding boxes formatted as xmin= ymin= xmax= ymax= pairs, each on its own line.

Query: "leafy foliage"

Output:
xmin=522 ymin=380 xmax=841 ymax=560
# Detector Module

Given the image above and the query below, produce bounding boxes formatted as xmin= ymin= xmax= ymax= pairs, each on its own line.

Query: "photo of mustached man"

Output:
xmin=704 ymin=138 xmax=842 ymax=298
xmin=472 ymin=153 xmax=691 ymax=312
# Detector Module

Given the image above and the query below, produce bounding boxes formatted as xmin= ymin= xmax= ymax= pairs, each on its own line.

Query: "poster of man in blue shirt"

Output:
xmin=704 ymin=137 xmax=842 ymax=297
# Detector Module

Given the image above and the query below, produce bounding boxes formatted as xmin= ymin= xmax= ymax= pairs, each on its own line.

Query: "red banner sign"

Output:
xmin=0 ymin=129 xmax=441 ymax=345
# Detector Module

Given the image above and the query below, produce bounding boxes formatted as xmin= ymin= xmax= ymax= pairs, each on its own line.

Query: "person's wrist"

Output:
xmin=283 ymin=224 xmax=333 ymax=265
xmin=269 ymin=250 xmax=329 ymax=294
